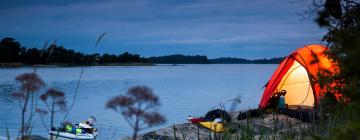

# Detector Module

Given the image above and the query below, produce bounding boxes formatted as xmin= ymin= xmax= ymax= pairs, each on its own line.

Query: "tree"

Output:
xmin=12 ymin=73 xmax=44 ymax=139
xmin=37 ymin=88 xmax=67 ymax=133
xmin=311 ymin=0 xmax=360 ymax=105
xmin=0 ymin=37 xmax=149 ymax=65
xmin=118 ymin=52 xmax=143 ymax=63
xmin=106 ymin=86 xmax=166 ymax=140
xmin=322 ymin=3 xmax=360 ymax=138
xmin=148 ymin=54 xmax=209 ymax=64
xmin=302 ymin=0 xmax=360 ymax=139
xmin=24 ymin=48 xmax=42 ymax=65
xmin=100 ymin=54 xmax=118 ymax=63
xmin=0 ymin=37 xmax=22 ymax=62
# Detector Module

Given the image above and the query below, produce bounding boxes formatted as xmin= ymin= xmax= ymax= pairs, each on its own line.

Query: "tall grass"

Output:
xmin=172 ymin=124 xmax=177 ymax=140
xmin=199 ymin=108 xmax=329 ymax=140
xmin=5 ymin=126 xmax=11 ymax=140
xmin=62 ymin=32 xmax=107 ymax=122
xmin=5 ymin=33 xmax=108 ymax=139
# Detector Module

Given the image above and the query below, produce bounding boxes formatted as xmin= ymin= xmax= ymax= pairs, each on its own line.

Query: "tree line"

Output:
xmin=148 ymin=55 xmax=284 ymax=64
xmin=0 ymin=37 xmax=284 ymax=65
xmin=209 ymin=57 xmax=284 ymax=64
xmin=0 ymin=37 xmax=147 ymax=65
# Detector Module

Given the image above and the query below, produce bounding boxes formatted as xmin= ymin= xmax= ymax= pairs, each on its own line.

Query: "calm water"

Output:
xmin=0 ymin=64 xmax=276 ymax=139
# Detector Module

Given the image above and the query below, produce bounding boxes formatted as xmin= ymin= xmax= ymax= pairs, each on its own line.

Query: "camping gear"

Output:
xmin=278 ymin=95 xmax=285 ymax=109
xmin=198 ymin=122 xmax=224 ymax=133
xmin=237 ymin=109 xmax=262 ymax=120
xmin=259 ymin=44 xmax=339 ymax=109
xmin=190 ymin=109 xmax=230 ymax=133
xmin=204 ymin=109 xmax=231 ymax=122
xmin=188 ymin=117 xmax=205 ymax=123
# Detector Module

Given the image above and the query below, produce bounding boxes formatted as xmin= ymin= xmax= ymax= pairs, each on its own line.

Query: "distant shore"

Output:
xmin=0 ymin=62 xmax=155 ymax=68
xmin=0 ymin=63 xmax=283 ymax=68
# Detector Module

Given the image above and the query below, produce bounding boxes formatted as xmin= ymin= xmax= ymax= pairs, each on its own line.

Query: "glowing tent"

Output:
xmin=259 ymin=45 xmax=338 ymax=109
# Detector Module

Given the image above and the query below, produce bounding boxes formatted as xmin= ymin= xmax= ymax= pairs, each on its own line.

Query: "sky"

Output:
xmin=0 ymin=0 xmax=326 ymax=59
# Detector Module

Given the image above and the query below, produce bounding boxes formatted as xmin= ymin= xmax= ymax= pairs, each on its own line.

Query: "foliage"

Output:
xmin=37 ymin=88 xmax=67 ymax=132
xmin=12 ymin=73 xmax=44 ymax=139
xmin=210 ymin=57 xmax=285 ymax=64
xmin=101 ymin=52 xmax=147 ymax=64
xmin=0 ymin=38 xmax=22 ymax=62
xmin=148 ymin=54 xmax=209 ymax=64
xmin=11 ymin=73 xmax=67 ymax=139
xmin=106 ymin=86 xmax=166 ymax=140
xmin=0 ymin=38 xmax=147 ymax=65
xmin=148 ymin=54 xmax=284 ymax=64
xmin=306 ymin=0 xmax=360 ymax=139
xmin=0 ymin=38 xmax=285 ymax=65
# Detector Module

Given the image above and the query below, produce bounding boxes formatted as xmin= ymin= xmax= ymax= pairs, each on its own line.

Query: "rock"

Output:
xmin=140 ymin=123 xmax=212 ymax=140
xmin=236 ymin=114 xmax=310 ymax=135
xmin=133 ymin=113 xmax=310 ymax=140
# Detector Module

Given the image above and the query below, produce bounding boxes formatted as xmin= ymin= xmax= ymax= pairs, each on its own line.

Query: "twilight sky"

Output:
xmin=0 ymin=0 xmax=325 ymax=59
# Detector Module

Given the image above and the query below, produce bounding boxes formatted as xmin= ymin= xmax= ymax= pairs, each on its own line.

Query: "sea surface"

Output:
xmin=0 ymin=64 xmax=276 ymax=139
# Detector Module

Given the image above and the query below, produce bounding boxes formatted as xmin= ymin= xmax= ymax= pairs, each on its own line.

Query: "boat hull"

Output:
xmin=49 ymin=131 xmax=96 ymax=140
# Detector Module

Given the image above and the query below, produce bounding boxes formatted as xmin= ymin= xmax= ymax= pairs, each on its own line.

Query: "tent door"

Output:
xmin=276 ymin=61 xmax=315 ymax=108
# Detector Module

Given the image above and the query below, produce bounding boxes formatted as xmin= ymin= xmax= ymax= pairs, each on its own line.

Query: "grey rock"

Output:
xmin=131 ymin=113 xmax=310 ymax=140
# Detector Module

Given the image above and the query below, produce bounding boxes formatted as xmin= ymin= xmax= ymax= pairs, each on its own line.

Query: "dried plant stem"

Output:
xmin=173 ymin=124 xmax=177 ymax=140
xmin=62 ymin=33 xmax=106 ymax=122
xmin=62 ymin=69 xmax=84 ymax=122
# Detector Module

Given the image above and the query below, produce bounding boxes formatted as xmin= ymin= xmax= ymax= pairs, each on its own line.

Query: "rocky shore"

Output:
xmin=129 ymin=112 xmax=310 ymax=140
xmin=8 ymin=111 xmax=310 ymax=140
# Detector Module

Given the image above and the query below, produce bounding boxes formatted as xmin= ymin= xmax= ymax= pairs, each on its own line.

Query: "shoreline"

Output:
xmin=0 ymin=63 xmax=279 ymax=68
xmin=0 ymin=63 xmax=155 ymax=68
xmin=124 ymin=111 xmax=310 ymax=140
xmin=1 ymin=110 xmax=312 ymax=140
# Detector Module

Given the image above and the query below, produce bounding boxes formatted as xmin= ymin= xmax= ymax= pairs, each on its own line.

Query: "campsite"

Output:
xmin=130 ymin=44 xmax=341 ymax=139
xmin=1 ymin=0 xmax=360 ymax=140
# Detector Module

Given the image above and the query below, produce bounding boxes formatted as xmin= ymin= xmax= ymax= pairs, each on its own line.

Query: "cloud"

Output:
xmin=0 ymin=0 xmax=326 ymax=58
xmin=127 ymin=31 xmax=323 ymax=45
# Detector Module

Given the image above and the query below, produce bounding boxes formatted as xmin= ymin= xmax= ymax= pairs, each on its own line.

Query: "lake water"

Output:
xmin=0 ymin=64 xmax=276 ymax=139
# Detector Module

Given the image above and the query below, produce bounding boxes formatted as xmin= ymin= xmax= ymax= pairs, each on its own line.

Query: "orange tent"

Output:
xmin=259 ymin=44 xmax=339 ymax=109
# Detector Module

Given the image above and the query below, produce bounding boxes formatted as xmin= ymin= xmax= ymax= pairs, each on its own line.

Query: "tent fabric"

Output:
xmin=277 ymin=61 xmax=314 ymax=107
xmin=259 ymin=44 xmax=338 ymax=109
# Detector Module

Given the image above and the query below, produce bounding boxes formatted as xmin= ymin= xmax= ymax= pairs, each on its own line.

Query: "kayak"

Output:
xmin=189 ymin=117 xmax=205 ymax=123
xmin=198 ymin=122 xmax=224 ymax=132
xmin=49 ymin=131 xmax=97 ymax=140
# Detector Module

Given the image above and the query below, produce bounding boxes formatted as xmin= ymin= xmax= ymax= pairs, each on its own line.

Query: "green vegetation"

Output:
xmin=312 ymin=0 xmax=360 ymax=139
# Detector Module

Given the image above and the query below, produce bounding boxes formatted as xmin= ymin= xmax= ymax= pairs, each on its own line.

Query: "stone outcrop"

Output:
xmin=131 ymin=113 xmax=310 ymax=140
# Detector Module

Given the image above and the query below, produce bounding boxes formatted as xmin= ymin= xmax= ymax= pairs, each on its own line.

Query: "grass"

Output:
xmin=5 ymin=126 xmax=11 ymax=140
xmin=180 ymin=108 xmax=331 ymax=140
